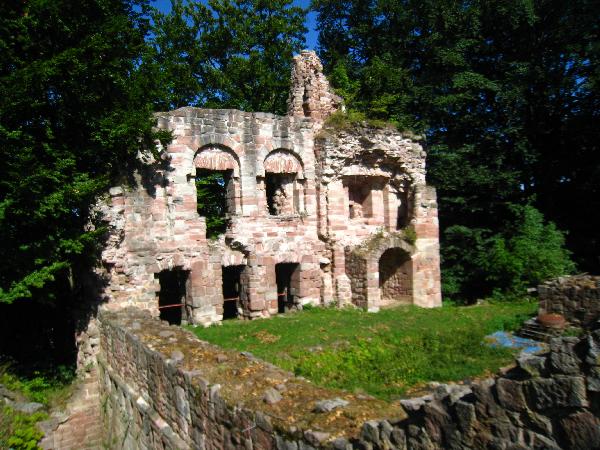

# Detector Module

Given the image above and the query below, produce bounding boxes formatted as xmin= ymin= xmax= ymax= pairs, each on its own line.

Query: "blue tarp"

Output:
xmin=485 ymin=331 xmax=546 ymax=355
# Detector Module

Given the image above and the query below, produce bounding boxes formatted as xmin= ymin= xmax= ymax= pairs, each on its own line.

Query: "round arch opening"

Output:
xmin=263 ymin=149 xmax=305 ymax=216
xmin=378 ymin=248 xmax=413 ymax=305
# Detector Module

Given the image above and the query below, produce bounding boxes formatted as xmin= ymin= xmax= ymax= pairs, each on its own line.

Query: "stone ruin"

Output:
xmin=520 ymin=275 xmax=600 ymax=341
xmin=98 ymin=50 xmax=441 ymax=326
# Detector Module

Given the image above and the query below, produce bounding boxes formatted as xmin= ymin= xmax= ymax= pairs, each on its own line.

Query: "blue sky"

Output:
xmin=152 ymin=0 xmax=319 ymax=50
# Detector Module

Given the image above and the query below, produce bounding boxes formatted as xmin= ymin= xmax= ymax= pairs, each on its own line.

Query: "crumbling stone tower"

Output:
xmin=99 ymin=50 xmax=441 ymax=325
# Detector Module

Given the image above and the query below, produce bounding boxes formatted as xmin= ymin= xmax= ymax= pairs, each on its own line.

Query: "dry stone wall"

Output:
xmin=97 ymin=308 xmax=404 ymax=450
xmin=387 ymin=332 xmax=600 ymax=450
xmin=539 ymin=275 xmax=600 ymax=327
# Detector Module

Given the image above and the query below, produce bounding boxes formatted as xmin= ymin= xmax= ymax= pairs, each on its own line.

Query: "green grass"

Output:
xmin=191 ymin=300 xmax=537 ymax=401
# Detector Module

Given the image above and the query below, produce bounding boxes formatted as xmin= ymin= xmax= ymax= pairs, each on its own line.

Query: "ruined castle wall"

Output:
xmin=315 ymin=127 xmax=441 ymax=310
xmin=101 ymin=109 xmax=441 ymax=322
xmin=101 ymin=109 xmax=325 ymax=324
xmin=411 ymin=186 xmax=442 ymax=308
xmin=345 ymin=248 xmax=369 ymax=308
xmin=97 ymin=309 xmax=405 ymax=449
xmin=98 ymin=51 xmax=442 ymax=324
xmin=287 ymin=50 xmax=342 ymax=122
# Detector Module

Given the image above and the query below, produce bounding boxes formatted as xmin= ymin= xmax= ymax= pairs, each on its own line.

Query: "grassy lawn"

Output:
xmin=191 ymin=300 xmax=537 ymax=401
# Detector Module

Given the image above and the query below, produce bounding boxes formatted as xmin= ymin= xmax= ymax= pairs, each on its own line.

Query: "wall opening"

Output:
xmin=196 ymin=168 xmax=233 ymax=237
xmin=157 ymin=270 xmax=189 ymax=325
xmin=345 ymin=178 xmax=374 ymax=219
xmin=302 ymin=90 xmax=310 ymax=117
xmin=266 ymin=173 xmax=297 ymax=215
xmin=222 ymin=265 xmax=244 ymax=320
xmin=275 ymin=263 xmax=300 ymax=313
xmin=378 ymin=248 xmax=412 ymax=304
xmin=396 ymin=190 xmax=409 ymax=229
xmin=263 ymin=149 xmax=304 ymax=216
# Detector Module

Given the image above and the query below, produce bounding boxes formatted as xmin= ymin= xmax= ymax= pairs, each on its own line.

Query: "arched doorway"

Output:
xmin=378 ymin=248 xmax=412 ymax=305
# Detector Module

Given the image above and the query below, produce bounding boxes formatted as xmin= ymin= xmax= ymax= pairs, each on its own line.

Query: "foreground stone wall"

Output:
xmin=38 ymin=370 xmax=102 ymax=450
xmin=388 ymin=334 xmax=600 ymax=450
xmin=98 ymin=307 xmax=600 ymax=450
xmin=539 ymin=275 xmax=600 ymax=327
xmin=98 ymin=308 xmax=403 ymax=449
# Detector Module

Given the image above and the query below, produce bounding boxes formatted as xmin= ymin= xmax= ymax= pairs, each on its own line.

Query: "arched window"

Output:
xmin=263 ymin=150 xmax=304 ymax=216
xmin=193 ymin=146 xmax=240 ymax=237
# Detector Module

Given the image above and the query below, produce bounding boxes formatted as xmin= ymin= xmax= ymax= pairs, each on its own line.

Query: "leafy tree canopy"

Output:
xmin=0 ymin=0 xmax=160 ymax=303
xmin=314 ymin=0 xmax=598 ymax=299
xmin=145 ymin=0 xmax=307 ymax=114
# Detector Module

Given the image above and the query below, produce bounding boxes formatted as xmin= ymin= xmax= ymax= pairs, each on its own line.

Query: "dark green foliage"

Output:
xmin=442 ymin=205 xmax=575 ymax=301
xmin=195 ymin=170 xmax=229 ymax=238
xmin=0 ymin=0 xmax=159 ymax=304
xmin=146 ymin=0 xmax=307 ymax=114
xmin=314 ymin=0 xmax=597 ymax=299
xmin=0 ymin=365 xmax=75 ymax=406
xmin=485 ymin=205 xmax=575 ymax=295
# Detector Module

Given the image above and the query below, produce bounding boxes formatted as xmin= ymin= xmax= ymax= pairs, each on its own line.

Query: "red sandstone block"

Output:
xmin=167 ymin=144 xmax=187 ymax=153
xmin=250 ymin=300 xmax=265 ymax=310
xmin=177 ymin=136 xmax=194 ymax=146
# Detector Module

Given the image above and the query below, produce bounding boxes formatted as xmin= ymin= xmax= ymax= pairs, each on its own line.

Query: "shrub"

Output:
xmin=484 ymin=205 xmax=575 ymax=294
xmin=0 ymin=407 xmax=46 ymax=450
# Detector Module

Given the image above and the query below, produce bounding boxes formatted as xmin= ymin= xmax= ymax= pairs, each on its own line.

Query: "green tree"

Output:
xmin=141 ymin=0 xmax=205 ymax=110
xmin=485 ymin=205 xmax=575 ymax=295
xmin=147 ymin=0 xmax=307 ymax=114
xmin=195 ymin=170 xmax=229 ymax=238
xmin=314 ymin=0 xmax=595 ymax=299
xmin=0 ymin=0 xmax=159 ymax=304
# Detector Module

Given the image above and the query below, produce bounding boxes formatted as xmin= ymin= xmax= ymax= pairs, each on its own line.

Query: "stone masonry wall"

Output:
xmin=314 ymin=126 xmax=441 ymax=310
xmin=100 ymin=108 xmax=325 ymax=324
xmin=97 ymin=50 xmax=442 ymax=326
xmin=98 ymin=307 xmax=600 ymax=450
xmin=287 ymin=50 xmax=343 ymax=123
xmin=539 ymin=275 xmax=600 ymax=327
xmin=38 ymin=371 xmax=102 ymax=450
xmin=388 ymin=332 xmax=600 ymax=450
xmin=97 ymin=308 xmax=404 ymax=449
